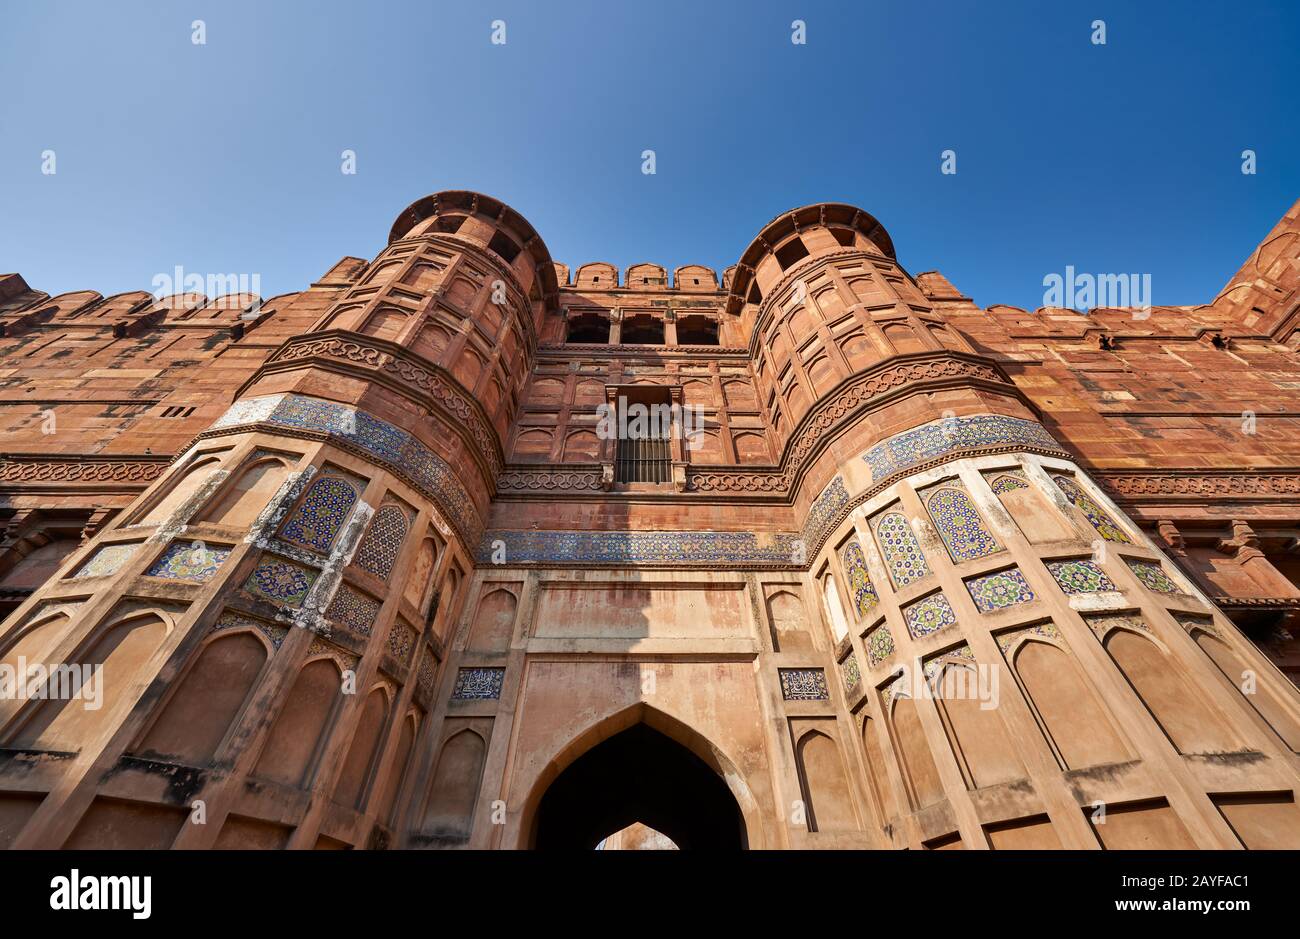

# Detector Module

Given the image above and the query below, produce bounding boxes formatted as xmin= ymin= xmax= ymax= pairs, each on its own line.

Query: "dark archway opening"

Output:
xmin=533 ymin=723 xmax=745 ymax=849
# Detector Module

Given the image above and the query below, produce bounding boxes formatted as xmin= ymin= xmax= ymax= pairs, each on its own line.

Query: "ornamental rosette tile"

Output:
xmin=965 ymin=567 xmax=1035 ymax=613
xmin=903 ymin=593 xmax=957 ymax=639
xmin=1046 ymin=559 xmax=1116 ymax=595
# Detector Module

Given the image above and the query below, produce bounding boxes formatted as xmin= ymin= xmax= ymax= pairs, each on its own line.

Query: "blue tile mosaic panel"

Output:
xmin=989 ymin=472 xmax=1030 ymax=494
xmin=779 ymin=668 xmax=829 ymax=700
xmin=839 ymin=654 xmax=862 ymax=693
xmin=873 ymin=511 xmax=930 ymax=588
xmin=863 ymin=415 xmax=1060 ymax=482
xmin=475 ymin=529 xmax=804 ymax=566
xmin=866 ymin=623 xmax=895 ymax=666
xmin=325 ymin=584 xmax=382 ymax=635
xmin=1126 ymin=559 xmax=1184 ymax=594
xmin=146 ymin=541 xmax=231 ymax=583
xmin=1053 ymin=475 xmax=1132 ymax=544
xmin=965 ymin=567 xmax=1035 ymax=613
xmin=452 ymin=667 xmax=505 ymax=700
xmin=245 ymin=556 xmax=318 ymax=607
xmin=353 ymin=503 xmax=410 ymax=580
xmin=926 ymin=487 xmax=1003 ymax=563
xmin=213 ymin=394 xmax=480 ymax=544
xmin=279 ymin=475 xmax=358 ymax=553
xmin=903 ymin=593 xmax=957 ymax=639
xmin=387 ymin=620 xmax=417 ymax=663
xmin=72 ymin=543 xmax=139 ymax=579
xmin=1046 ymin=559 xmax=1117 ymax=595
xmin=802 ymin=476 xmax=849 ymax=549
xmin=840 ymin=540 xmax=879 ymax=619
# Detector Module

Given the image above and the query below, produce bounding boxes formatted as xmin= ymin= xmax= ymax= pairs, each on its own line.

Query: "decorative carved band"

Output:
xmin=690 ymin=353 xmax=1011 ymax=494
xmin=493 ymin=354 xmax=1024 ymax=499
xmin=1212 ymin=596 xmax=1300 ymax=608
xmin=0 ymin=455 xmax=169 ymax=490
xmin=205 ymin=393 xmax=482 ymax=545
xmin=1099 ymin=471 xmax=1300 ymax=500
xmin=495 ymin=469 xmax=604 ymax=492
xmin=256 ymin=330 xmax=504 ymax=478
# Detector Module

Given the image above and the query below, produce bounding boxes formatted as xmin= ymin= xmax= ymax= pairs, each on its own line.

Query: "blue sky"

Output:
xmin=1 ymin=0 xmax=1296 ymax=309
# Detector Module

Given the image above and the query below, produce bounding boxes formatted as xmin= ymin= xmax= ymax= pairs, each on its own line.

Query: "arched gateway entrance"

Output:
xmin=529 ymin=721 xmax=748 ymax=849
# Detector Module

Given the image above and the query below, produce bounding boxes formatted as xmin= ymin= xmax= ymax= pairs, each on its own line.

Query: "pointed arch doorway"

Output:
xmin=530 ymin=721 xmax=747 ymax=850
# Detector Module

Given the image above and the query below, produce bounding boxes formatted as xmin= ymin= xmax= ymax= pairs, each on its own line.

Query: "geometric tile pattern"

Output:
xmin=863 ymin=414 xmax=1061 ymax=482
xmin=213 ymin=394 xmax=480 ymax=543
xmin=926 ymin=486 xmax=1003 ymax=563
xmin=387 ymin=620 xmax=418 ymax=663
xmin=922 ymin=643 xmax=978 ymax=685
xmin=211 ymin=610 xmax=289 ymax=649
xmin=866 ymin=623 xmax=896 ymax=666
xmin=903 ymin=592 xmax=957 ymax=639
xmin=244 ymin=556 xmax=318 ymax=607
xmin=779 ymin=668 xmax=830 ymax=700
xmin=279 ymin=475 xmax=358 ymax=553
xmin=988 ymin=471 xmax=1030 ymax=494
xmin=873 ymin=511 xmax=930 ymax=587
xmin=452 ymin=667 xmax=505 ymax=700
xmin=71 ymin=543 xmax=139 ymax=579
xmin=474 ymin=529 xmax=805 ymax=567
xmin=1125 ymin=559 xmax=1184 ymax=594
xmin=839 ymin=654 xmax=862 ymax=693
xmin=325 ymin=584 xmax=382 ymax=636
xmin=802 ymin=476 xmax=850 ymax=550
xmin=1053 ymin=474 xmax=1132 ymax=544
xmin=840 ymin=539 xmax=879 ymax=619
xmin=416 ymin=648 xmax=438 ymax=695
xmin=1046 ymin=559 xmax=1117 ymax=595
xmin=353 ymin=503 xmax=410 ymax=580
xmin=965 ymin=567 xmax=1035 ymax=613
xmin=145 ymin=541 xmax=231 ymax=583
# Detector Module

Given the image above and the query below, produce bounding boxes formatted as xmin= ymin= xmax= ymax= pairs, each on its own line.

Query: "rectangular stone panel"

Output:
xmin=533 ymin=581 xmax=750 ymax=640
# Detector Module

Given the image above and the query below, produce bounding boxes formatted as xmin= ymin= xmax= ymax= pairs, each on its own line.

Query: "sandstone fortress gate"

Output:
xmin=1 ymin=191 xmax=1299 ymax=849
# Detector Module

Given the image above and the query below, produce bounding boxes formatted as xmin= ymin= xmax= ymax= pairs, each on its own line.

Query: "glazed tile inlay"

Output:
xmin=1126 ymin=559 xmax=1184 ymax=594
xmin=325 ymin=584 xmax=382 ymax=635
xmin=1053 ymin=475 xmax=1132 ymax=544
xmin=146 ymin=541 xmax=231 ymax=583
xmin=863 ymin=414 xmax=1060 ymax=482
xmin=1046 ymin=559 xmax=1117 ymax=595
xmin=989 ymin=471 xmax=1030 ymax=494
xmin=475 ymin=529 xmax=804 ymax=567
xmin=354 ymin=503 xmax=411 ymax=580
xmin=840 ymin=539 xmax=879 ymax=619
xmin=965 ymin=567 xmax=1035 ymax=613
xmin=452 ymin=667 xmax=505 ymax=700
xmin=279 ymin=475 xmax=358 ymax=553
xmin=866 ymin=623 xmax=896 ymax=666
xmin=212 ymin=394 xmax=480 ymax=543
xmin=926 ymin=486 xmax=1003 ymax=563
xmin=779 ymin=668 xmax=829 ymax=700
xmin=903 ymin=592 xmax=957 ymax=639
xmin=72 ymin=543 xmax=139 ymax=579
xmin=245 ymin=556 xmax=318 ymax=607
xmin=873 ymin=511 xmax=930 ymax=587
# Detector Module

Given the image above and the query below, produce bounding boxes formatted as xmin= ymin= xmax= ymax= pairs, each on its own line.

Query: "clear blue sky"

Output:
xmin=1 ymin=0 xmax=1296 ymax=309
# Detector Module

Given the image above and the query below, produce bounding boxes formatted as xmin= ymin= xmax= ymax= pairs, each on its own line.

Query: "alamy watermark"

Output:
xmin=889 ymin=657 xmax=1001 ymax=710
xmin=596 ymin=396 xmax=706 ymax=450
xmin=0 ymin=659 xmax=102 ymax=710
xmin=151 ymin=266 xmax=261 ymax=317
xmin=1042 ymin=265 xmax=1151 ymax=316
